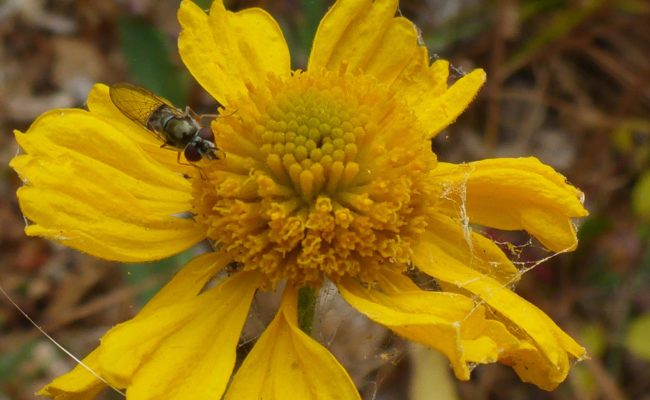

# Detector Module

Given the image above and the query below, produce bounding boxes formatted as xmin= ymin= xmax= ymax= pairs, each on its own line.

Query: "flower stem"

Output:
xmin=297 ymin=286 xmax=317 ymax=335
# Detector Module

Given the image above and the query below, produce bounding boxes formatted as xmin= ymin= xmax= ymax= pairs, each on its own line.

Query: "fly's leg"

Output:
xmin=176 ymin=151 xmax=207 ymax=180
xmin=198 ymin=114 xmax=218 ymax=125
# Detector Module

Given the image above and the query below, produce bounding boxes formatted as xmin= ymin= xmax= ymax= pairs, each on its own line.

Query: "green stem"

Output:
xmin=297 ymin=286 xmax=317 ymax=335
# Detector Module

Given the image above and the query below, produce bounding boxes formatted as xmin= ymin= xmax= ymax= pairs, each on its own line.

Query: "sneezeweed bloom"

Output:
xmin=11 ymin=0 xmax=589 ymax=398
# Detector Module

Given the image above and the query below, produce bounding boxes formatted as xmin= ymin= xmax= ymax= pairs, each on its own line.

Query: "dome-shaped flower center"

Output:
xmin=258 ymin=86 xmax=362 ymax=203
xmin=192 ymin=70 xmax=438 ymax=287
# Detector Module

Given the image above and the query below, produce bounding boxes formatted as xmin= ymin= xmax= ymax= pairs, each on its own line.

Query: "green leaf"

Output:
xmin=632 ymin=171 xmax=650 ymax=220
xmin=625 ymin=314 xmax=650 ymax=361
xmin=117 ymin=16 xmax=188 ymax=106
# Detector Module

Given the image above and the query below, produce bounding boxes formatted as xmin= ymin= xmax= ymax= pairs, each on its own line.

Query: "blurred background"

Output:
xmin=1 ymin=0 xmax=649 ymax=399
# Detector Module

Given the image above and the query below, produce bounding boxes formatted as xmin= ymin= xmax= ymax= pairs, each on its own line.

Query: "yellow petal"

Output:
xmin=433 ymin=157 xmax=588 ymax=252
xmin=363 ymin=17 xmax=420 ymax=84
xmin=500 ymin=339 xmax=581 ymax=391
xmin=309 ymin=0 xmax=399 ymax=71
xmin=413 ymin=68 xmax=486 ymax=138
xmin=308 ymin=0 xmax=482 ymax=137
xmin=13 ymin=108 xmax=191 ymax=191
xmin=429 ymin=59 xmax=451 ymax=97
xmin=421 ymin=214 xmax=520 ymax=285
xmin=383 ymin=57 xmax=451 ymax=111
xmin=226 ymin=285 xmax=360 ymax=400
xmin=37 ymin=349 xmax=108 ymax=399
xmin=339 ymin=270 xmax=519 ymax=380
xmin=413 ymin=239 xmax=586 ymax=390
xmin=308 ymin=0 xmax=436 ymax=109
xmin=138 ymin=251 xmax=231 ymax=316
xmin=10 ymin=108 xmax=205 ymax=262
xmin=37 ymin=253 xmax=229 ymax=398
xmin=129 ymin=271 xmax=260 ymax=399
xmin=99 ymin=270 xmax=260 ymax=398
xmin=178 ymin=0 xmax=290 ymax=106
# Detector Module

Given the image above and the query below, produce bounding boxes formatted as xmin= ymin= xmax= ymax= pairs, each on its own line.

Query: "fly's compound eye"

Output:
xmin=184 ymin=145 xmax=202 ymax=162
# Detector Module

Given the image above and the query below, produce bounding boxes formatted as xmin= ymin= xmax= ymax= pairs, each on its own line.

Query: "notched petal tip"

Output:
xmin=178 ymin=0 xmax=290 ymax=105
xmin=9 ymin=100 xmax=205 ymax=263
xmin=309 ymin=0 xmax=399 ymax=72
xmin=422 ymin=68 xmax=486 ymax=137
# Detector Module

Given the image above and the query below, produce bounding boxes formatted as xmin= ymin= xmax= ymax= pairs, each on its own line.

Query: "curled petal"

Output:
xmin=226 ymin=285 xmax=360 ymax=400
xmin=178 ymin=0 xmax=290 ymax=106
xmin=433 ymin=157 xmax=588 ymax=251
xmin=11 ymin=107 xmax=204 ymax=262
xmin=413 ymin=239 xmax=587 ymax=390
xmin=422 ymin=214 xmax=520 ymax=285
xmin=338 ymin=270 xmax=519 ymax=380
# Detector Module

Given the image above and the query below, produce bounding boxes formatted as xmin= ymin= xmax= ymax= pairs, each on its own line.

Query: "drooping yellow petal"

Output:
xmin=338 ymin=270 xmax=519 ymax=380
xmin=10 ymin=108 xmax=205 ymax=262
xmin=178 ymin=0 xmax=290 ymax=106
xmin=226 ymin=285 xmax=360 ymax=400
xmin=128 ymin=271 xmax=260 ymax=399
xmin=433 ymin=157 xmax=588 ymax=252
xmin=413 ymin=239 xmax=587 ymax=390
xmin=37 ymin=253 xmax=229 ymax=398
xmin=421 ymin=214 xmax=520 ymax=285
xmin=98 ymin=270 xmax=260 ymax=398
xmin=37 ymin=349 xmax=108 ymax=399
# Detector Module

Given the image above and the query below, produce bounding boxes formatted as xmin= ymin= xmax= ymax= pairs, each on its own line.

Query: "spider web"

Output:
xmin=308 ymin=161 xmax=582 ymax=398
xmin=5 ymin=166 xmax=581 ymax=399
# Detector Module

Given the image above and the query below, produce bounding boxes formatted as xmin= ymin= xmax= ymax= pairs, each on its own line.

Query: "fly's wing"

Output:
xmin=109 ymin=83 xmax=183 ymax=142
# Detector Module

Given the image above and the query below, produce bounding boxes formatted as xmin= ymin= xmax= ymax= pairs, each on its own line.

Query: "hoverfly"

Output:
xmin=109 ymin=83 xmax=219 ymax=162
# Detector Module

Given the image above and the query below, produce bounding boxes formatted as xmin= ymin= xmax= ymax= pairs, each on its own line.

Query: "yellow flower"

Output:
xmin=12 ymin=0 xmax=589 ymax=398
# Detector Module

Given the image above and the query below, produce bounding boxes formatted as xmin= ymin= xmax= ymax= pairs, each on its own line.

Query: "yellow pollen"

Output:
xmin=192 ymin=70 xmax=438 ymax=287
